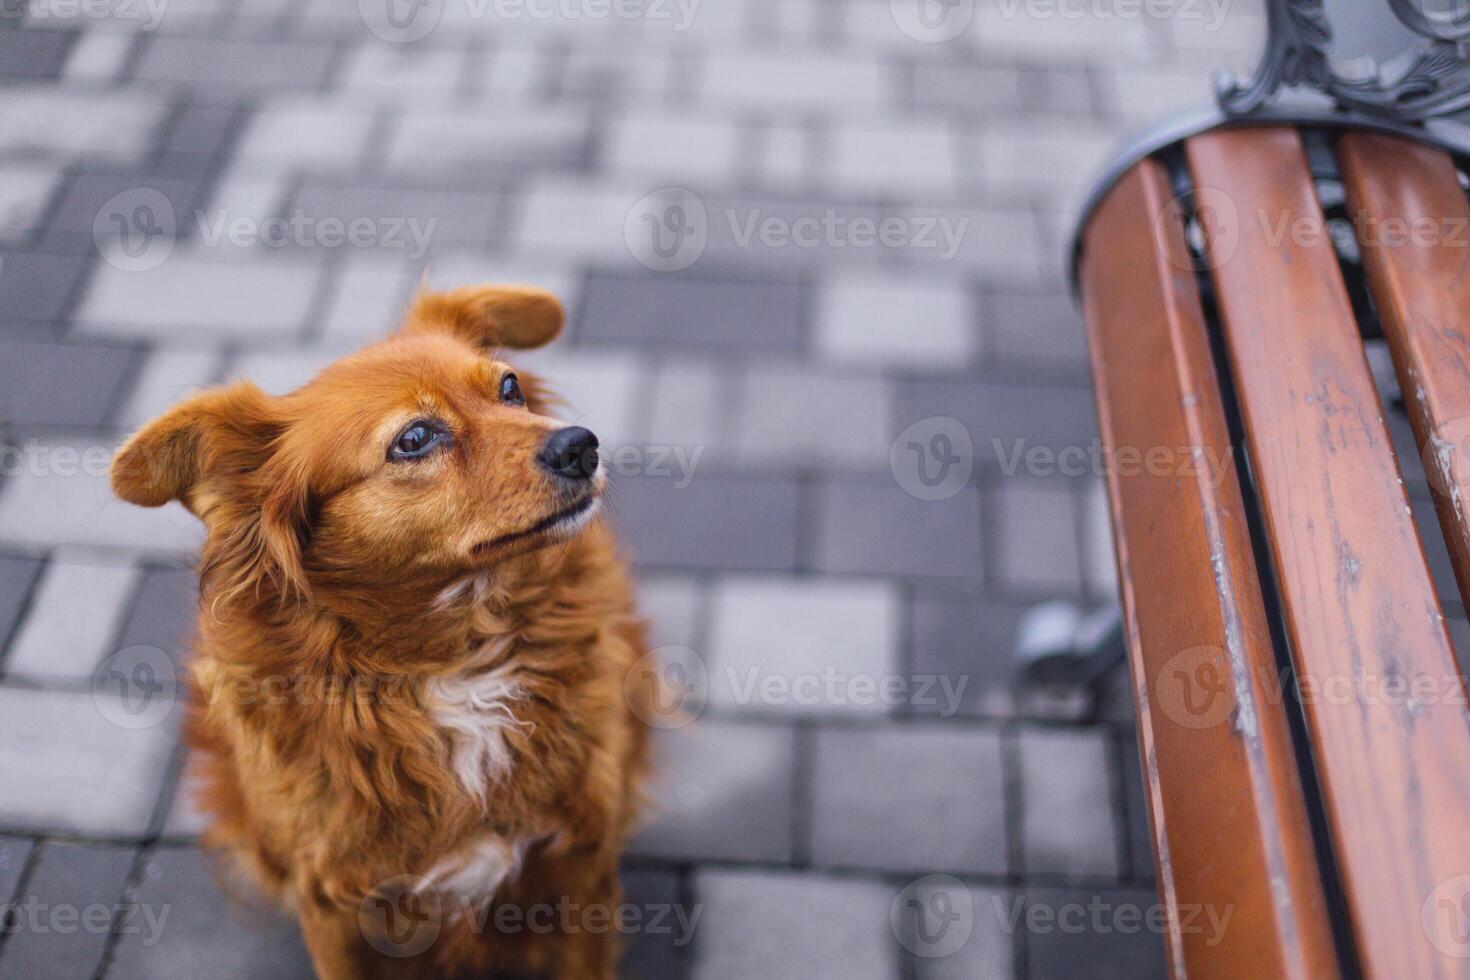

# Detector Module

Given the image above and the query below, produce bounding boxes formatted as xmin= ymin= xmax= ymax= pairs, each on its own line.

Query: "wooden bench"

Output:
xmin=1072 ymin=119 xmax=1470 ymax=979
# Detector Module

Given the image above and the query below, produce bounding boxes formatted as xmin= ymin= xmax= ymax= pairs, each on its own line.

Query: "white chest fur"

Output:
xmin=427 ymin=660 xmax=532 ymax=800
xmin=418 ymin=834 xmax=529 ymax=912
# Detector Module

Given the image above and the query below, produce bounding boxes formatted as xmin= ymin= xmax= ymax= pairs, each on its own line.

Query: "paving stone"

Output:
xmin=910 ymin=204 xmax=1047 ymax=283
xmin=63 ymin=30 xmax=134 ymax=81
xmin=0 ymin=163 xmax=62 ymax=244
xmin=753 ymin=121 xmax=811 ymax=188
xmin=161 ymin=769 xmax=209 ymax=840
xmin=0 ymin=338 xmax=136 ymax=428
xmin=0 ymin=87 xmax=165 ymax=167
xmin=562 ymin=49 xmax=674 ymax=101
xmin=154 ymin=103 xmax=239 ymax=179
xmin=77 ymin=252 xmax=321 ymax=340
xmin=899 ymin=378 xmax=1098 ymax=469
xmin=290 ymin=182 xmax=500 ymax=252
xmin=605 ymin=111 xmax=741 ymax=185
xmin=509 ymin=347 xmax=646 ymax=451
xmin=698 ymin=194 xmax=889 ymax=270
xmin=707 ymin=576 xmax=900 ymax=715
xmin=135 ymin=37 xmax=335 ymax=91
xmin=0 ymin=250 xmax=89 ymax=325
xmin=0 ymin=555 xmax=43 ymax=653
xmin=814 ymin=479 xmax=984 ymax=584
xmin=0 ymin=687 xmax=175 ymax=836
xmin=419 ymin=254 xmax=577 ymax=315
xmin=316 ymin=256 xmax=416 ymax=342
xmin=994 ymin=479 xmax=1082 ymax=596
xmin=690 ymin=868 xmax=898 ymax=980
xmin=43 ymin=173 xmax=200 ymax=248
xmin=0 ymin=438 xmax=202 ymax=553
xmin=988 ymin=288 xmax=1089 ymax=372
xmin=733 ymin=364 xmax=893 ymax=469
xmin=338 ymin=42 xmax=467 ymax=96
xmin=973 ymin=124 xmax=1115 ymax=195
xmin=117 ymin=346 xmax=221 ymax=432
xmin=640 ymin=357 xmax=735 ymax=464
xmin=384 ymin=106 xmax=588 ymax=176
xmin=831 ymin=120 xmax=956 ymax=196
xmin=1019 ymin=727 xmax=1120 ymax=879
xmin=815 ymin=272 xmax=978 ymax=369
xmin=115 ymin=567 xmax=198 ymax=673
xmin=5 ymin=553 xmax=138 ymax=681
xmin=1119 ymin=734 xmax=1154 ymax=880
xmin=701 ymin=51 xmax=890 ymax=110
xmin=580 ymin=271 xmax=804 ymax=351
xmin=618 ymin=866 xmax=686 ymax=980
xmin=610 ymin=472 xmax=801 ymax=571
xmin=913 ymin=61 xmax=1027 ymax=115
xmin=514 ymin=179 xmax=655 ymax=264
xmin=0 ymin=28 xmax=74 ymax=79
xmin=969 ymin=4 xmax=1152 ymax=57
xmin=226 ymin=343 xmax=354 ymax=397
xmin=1081 ymin=479 xmax=1117 ymax=598
xmin=812 ymin=724 xmax=1007 ymax=874
xmin=1020 ymin=887 xmax=1169 ymax=980
xmin=106 ymin=846 xmax=314 ymax=980
xmin=636 ymin=574 xmax=704 ymax=650
xmin=632 ymin=720 xmax=796 ymax=863
xmin=0 ymin=841 xmax=136 ymax=980
xmin=0 ymin=835 xmax=34 ymax=906
xmin=909 ymin=597 xmax=1025 ymax=718
xmin=233 ymin=98 xmax=378 ymax=173
xmin=897 ymin=879 xmax=1016 ymax=980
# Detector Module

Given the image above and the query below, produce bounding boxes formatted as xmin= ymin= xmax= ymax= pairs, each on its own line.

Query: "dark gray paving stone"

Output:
xmin=0 ymin=28 xmax=74 ymax=79
xmin=0 ymin=339 xmax=135 ymax=427
xmin=0 ymin=251 xmax=89 ymax=324
xmin=134 ymin=38 xmax=334 ymax=91
xmin=0 ymin=836 xmax=35 ymax=906
xmin=155 ymin=103 xmax=240 ymax=179
xmin=115 ymin=567 xmax=197 ymax=674
xmin=291 ymin=182 xmax=501 ymax=251
xmin=1020 ymin=887 xmax=1168 ymax=980
xmin=1118 ymin=735 xmax=1154 ymax=881
xmin=814 ymin=479 xmax=983 ymax=584
xmin=106 ymin=846 xmax=313 ymax=980
xmin=0 ymin=555 xmax=43 ymax=654
xmin=811 ymin=724 xmax=1007 ymax=875
xmin=909 ymin=597 xmax=1024 ymax=718
xmin=611 ymin=472 xmax=801 ymax=571
xmin=42 ymin=173 xmax=200 ymax=244
xmin=698 ymin=194 xmax=884 ymax=269
xmin=618 ymin=867 xmax=685 ymax=980
xmin=580 ymin=272 xmax=804 ymax=350
xmin=913 ymin=61 xmax=1025 ymax=116
xmin=988 ymin=289 xmax=1089 ymax=372
xmin=898 ymin=378 xmax=1097 ymax=471
xmin=0 ymin=841 xmax=135 ymax=980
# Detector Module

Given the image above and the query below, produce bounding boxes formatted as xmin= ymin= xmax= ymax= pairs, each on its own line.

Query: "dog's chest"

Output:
xmin=427 ymin=659 xmax=531 ymax=799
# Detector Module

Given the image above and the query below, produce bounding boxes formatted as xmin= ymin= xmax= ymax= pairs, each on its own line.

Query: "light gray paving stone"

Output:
xmin=812 ymin=725 xmax=1008 ymax=875
xmin=107 ymin=846 xmax=314 ymax=979
xmin=514 ymin=178 xmax=657 ymax=264
xmin=968 ymin=3 xmax=1152 ymax=57
xmin=691 ymin=868 xmax=899 ymax=980
xmin=972 ymin=124 xmax=1115 ymax=196
xmin=233 ymin=98 xmax=378 ymax=173
xmin=0 ymin=437 xmax=202 ymax=553
xmin=0 ymin=686 xmax=175 ymax=836
xmin=508 ymin=347 xmax=647 ymax=451
xmin=909 ymin=204 xmax=1047 ymax=283
xmin=1019 ymin=727 xmax=1121 ymax=879
xmin=815 ymin=272 xmax=978 ymax=369
xmin=604 ymin=111 xmax=741 ymax=185
xmin=0 ymin=163 xmax=62 ymax=244
xmin=0 ymin=841 xmax=136 ymax=980
xmin=384 ymin=107 xmax=589 ymax=175
xmin=830 ymin=120 xmax=957 ymax=196
xmin=6 ymin=553 xmax=138 ymax=681
xmin=901 ymin=880 xmax=1015 ymax=980
xmin=338 ymin=42 xmax=467 ymax=96
xmin=228 ymin=343 xmax=356 ymax=397
xmin=754 ymin=121 xmax=810 ymax=188
xmin=637 ymin=574 xmax=704 ymax=650
xmin=1082 ymin=479 xmax=1118 ymax=598
xmin=317 ymin=256 xmax=417 ymax=341
xmin=701 ymin=51 xmax=890 ymax=110
xmin=732 ymin=364 xmax=893 ymax=469
xmin=161 ymin=769 xmax=209 ymax=839
xmin=640 ymin=358 xmax=734 ymax=465
xmin=994 ymin=479 xmax=1082 ymax=595
xmin=706 ymin=576 xmax=900 ymax=716
xmin=117 ymin=347 xmax=222 ymax=432
xmin=420 ymin=254 xmax=577 ymax=313
xmin=631 ymin=719 xmax=796 ymax=863
xmin=0 ymin=88 xmax=167 ymax=166
xmin=62 ymin=31 xmax=134 ymax=81
xmin=77 ymin=253 xmax=321 ymax=340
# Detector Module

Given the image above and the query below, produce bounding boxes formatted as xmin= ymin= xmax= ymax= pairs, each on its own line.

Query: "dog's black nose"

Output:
xmin=539 ymin=426 xmax=600 ymax=480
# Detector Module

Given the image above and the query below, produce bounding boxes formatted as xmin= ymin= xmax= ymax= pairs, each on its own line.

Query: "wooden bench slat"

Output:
xmin=1187 ymin=126 xmax=1470 ymax=980
xmin=1339 ymin=131 xmax=1470 ymax=617
xmin=1080 ymin=158 xmax=1339 ymax=980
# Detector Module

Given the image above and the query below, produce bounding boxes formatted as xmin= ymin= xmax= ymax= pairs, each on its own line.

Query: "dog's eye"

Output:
xmin=390 ymin=420 xmax=445 ymax=461
xmin=499 ymin=373 xmax=525 ymax=406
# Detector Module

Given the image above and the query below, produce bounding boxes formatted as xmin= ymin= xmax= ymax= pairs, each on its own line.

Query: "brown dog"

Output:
xmin=111 ymin=285 xmax=652 ymax=979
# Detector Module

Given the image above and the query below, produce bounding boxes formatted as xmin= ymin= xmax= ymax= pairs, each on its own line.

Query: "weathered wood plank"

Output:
xmin=1340 ymin=130 xmax=1470 ymax=617
xmin=1080 ymin=157 xmax=1339 ymax=980
xmin=1188 ymin=126 xmax=1470 ymax=980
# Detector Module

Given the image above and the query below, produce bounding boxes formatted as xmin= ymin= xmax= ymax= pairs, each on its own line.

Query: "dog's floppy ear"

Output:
xmin=112 ymin=382 xmax=280 ymax=510
xmin=400 ymin=283 xmax=564 ymax=351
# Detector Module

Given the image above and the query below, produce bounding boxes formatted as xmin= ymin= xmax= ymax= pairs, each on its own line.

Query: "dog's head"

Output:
xmin=111 ymin=284 xmax=604 ymax=602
